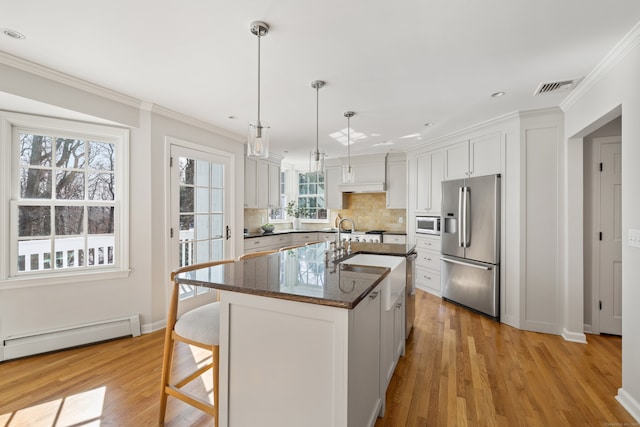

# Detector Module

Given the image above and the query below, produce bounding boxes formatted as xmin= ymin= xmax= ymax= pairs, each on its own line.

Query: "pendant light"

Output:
xmin=342 ymin=111 xmax=355 ymax=183
xmin=247 ymin=21 xmax=270 ymax=158
xmin=310 ymin=80 xmax=326 ymax=173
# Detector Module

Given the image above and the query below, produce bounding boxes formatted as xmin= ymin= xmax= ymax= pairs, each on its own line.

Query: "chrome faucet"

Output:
xmin=337 ymin=218 xmax=355 ymax=246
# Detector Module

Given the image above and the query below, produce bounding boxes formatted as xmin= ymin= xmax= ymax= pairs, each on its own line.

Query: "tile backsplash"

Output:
xmin=245 ymin=193 xmax=406 ymax=233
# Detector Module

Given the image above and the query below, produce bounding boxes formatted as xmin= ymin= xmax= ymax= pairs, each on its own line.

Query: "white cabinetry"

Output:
xmin=386 ymin=154 xmax=407 ymax=209
xmin=292 ymin=232 xmax=319 ymax=245
xmin=416 ymin=149 xmax=444 ymax=214
xmin=325 ymin=164 xmax=344 ymax=209
xmin=219 ymin=283 xmax=382 ymax=427
xmin=415 ymin=235 xmax=441 ymax=296
xmin=244 ymin=155 xmax=282 ymax=209
xmin=349 ymin=284 xmax=382 ymax=427
xmin=444 ymin=132 xmax=501 ymax=180
xmin=243 ymin=234 xmax=291 ymax=253
xmin=383 ymin=234 xmax=406 ymax=244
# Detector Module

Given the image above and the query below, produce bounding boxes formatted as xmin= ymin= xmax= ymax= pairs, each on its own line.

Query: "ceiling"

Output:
xmin=1 ymin=1 xmax=640 ymax=164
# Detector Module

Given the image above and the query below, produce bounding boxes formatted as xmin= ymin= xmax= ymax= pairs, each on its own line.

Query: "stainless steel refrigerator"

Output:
xmin=440 ymin=174 xmax=500 ymax=320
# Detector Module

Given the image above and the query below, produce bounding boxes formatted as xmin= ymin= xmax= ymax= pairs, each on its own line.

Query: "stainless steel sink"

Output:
xmin=340 ymin=254 xmax=406 ymax=310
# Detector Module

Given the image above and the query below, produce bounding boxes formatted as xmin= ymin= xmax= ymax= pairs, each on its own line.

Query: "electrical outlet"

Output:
xmin=629 ymin=229 xmax=640 ymax=248
xmin=398 ymin=216 xmax=404 ymax=224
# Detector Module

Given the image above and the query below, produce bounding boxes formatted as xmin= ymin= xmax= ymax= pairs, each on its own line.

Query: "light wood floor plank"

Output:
xmin=0 ymin=290 xmax=636 ymax=426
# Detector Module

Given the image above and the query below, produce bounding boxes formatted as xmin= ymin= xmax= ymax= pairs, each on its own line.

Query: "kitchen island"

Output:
xmin=175 ymin=242 xmax=414 ymax=427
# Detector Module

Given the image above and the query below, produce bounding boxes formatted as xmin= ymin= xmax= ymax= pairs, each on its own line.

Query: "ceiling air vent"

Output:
xmin=534 ymin=79 xmax=580 ymax=96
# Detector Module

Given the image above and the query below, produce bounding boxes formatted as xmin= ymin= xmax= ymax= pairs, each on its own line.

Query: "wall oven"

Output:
xmin=416 ymin=216 xmax=440 ymax=235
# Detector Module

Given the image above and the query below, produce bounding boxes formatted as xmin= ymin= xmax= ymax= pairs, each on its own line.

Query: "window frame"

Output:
xmin=0 ymin=111 xmax=130 ymax=285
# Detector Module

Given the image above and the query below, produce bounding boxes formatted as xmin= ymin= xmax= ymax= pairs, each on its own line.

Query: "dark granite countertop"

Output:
xmin=244 ymin=229 xmax=407 ymax=239
xmin=175 ymin=244 xmax=390 ymax=309
xmin=176 ymin=242 xmax=416 ymax=308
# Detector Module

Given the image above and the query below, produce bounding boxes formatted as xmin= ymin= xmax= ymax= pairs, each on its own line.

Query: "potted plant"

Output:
xmin=286 ymin=201 xmax=308 ymax=229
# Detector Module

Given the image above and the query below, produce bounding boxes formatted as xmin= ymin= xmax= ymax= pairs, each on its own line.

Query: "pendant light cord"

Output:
xmin=315 ymin=85 xmax=319 ymax=160
xmin=257 ymin=33 xmax=261 ymax=126
xmin=347 ymin=115 xmax=351 ymax=169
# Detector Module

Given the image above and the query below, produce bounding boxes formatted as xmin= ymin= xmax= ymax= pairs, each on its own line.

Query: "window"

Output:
xmin=268 ymin=170 xmax=287 ymax=221
xmin=3 ymin=113 xmax=129 ymax=279
xmin=297 ymin=171 xmax=327 ymax=220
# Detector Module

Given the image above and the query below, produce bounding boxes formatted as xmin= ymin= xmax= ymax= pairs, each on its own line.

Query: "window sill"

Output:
xmin=0 ymin=268 xmax=131 ymax=290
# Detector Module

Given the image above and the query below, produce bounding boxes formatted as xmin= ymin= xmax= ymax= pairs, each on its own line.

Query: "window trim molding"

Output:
xmin=0 ymin=111 xmax=130 ymax=283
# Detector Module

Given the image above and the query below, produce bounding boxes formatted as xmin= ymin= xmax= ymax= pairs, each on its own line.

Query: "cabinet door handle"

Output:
xmin=369 ymin=291 xmax=379 ymax=300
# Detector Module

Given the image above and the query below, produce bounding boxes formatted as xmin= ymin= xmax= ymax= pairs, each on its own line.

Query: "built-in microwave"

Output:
xmin=416 ymin=216 xmax=440 ymax=235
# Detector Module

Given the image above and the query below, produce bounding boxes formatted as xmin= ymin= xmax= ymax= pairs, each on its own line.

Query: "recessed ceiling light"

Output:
xmin=424 ymin=122 xmax=433 ymax=127
xmin=228 ymin=115 xmax=236 ymax=119
xmin=2 ymin=28 xmax=25 ymax=40
xmin=491 ymin=91 xmax=506 ymax=98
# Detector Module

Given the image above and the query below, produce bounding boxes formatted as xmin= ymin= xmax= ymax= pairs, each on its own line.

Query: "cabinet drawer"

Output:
xmin=416 ymin=250 xmax=440 ymax=270
xmin=415 ymin=267 xmax=441 ymax=294
xmin=292 ymin=233 xmax=319 ymax=244
xmin=415 ymin=235 xmax=440 ymax=251
xmin=383 ymin=234 xmax=406 ymax=244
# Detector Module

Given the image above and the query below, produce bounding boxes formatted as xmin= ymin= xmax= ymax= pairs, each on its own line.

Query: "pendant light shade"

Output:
xmin=310 ymin=80 xmax=326 ymax=173
xmin=342 ymin=111 xmax=355 ymax=183
xmin=247 ymin=21 xmax=270 ymax=159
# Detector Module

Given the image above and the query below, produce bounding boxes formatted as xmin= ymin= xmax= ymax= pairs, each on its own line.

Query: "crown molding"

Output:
xmin=0 ymin=51 xmax=244 ymax=142
xmin=0 ymin=50 xmax=140 ymax=108
xmin=560 ymin=21 xmax=640 ymax=111
xmin=144 ymin=103 xmax=243 ymax=142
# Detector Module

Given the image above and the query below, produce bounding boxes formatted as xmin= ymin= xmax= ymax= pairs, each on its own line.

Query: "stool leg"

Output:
xmin=159 ymin=332 xmax=176 ymax=424
xmin=213 ymin=345 xmax=220 ymax=427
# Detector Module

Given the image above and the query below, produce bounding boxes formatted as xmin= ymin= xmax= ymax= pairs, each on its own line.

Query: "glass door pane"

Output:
xmin=171 ymin=145 xmax=231 ymax=300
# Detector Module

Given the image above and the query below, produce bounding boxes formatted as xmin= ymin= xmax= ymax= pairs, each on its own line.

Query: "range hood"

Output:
xmin=339 ymin=182 xmax=386 ymax=193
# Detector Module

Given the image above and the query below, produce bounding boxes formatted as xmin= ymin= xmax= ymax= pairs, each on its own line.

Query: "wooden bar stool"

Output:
xmin=278 ymin=244 xmax=305 ymax=252
xmin=237 ymin=249 xmax=278 ymax=260
xmin=159 ymin=259 xmax=234 ymax=427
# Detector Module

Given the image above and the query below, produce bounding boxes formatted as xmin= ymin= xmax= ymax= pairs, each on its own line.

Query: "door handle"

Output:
xmin=458 ymin=187 xmax=464 ymax=248
xmin=463 ymin=186 xmax=470 ymax=248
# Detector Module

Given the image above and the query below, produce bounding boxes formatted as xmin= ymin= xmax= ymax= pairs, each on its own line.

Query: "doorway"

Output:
xmin=169 ymin=143 xmax=233 ymax=305
xmin=585 ymin=128 xmax=622 ymax=335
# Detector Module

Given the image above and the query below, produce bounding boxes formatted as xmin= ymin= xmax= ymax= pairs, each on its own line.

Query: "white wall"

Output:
xmin=563 ymin=26 xmax=640 ymax=421
xmin=0 ymin=59 xmax=245 ymax=346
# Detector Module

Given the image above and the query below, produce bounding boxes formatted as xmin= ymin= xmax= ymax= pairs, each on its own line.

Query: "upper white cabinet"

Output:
xmin=386 ymin=154 xmax=407 ymax=209
xmin=325 ymin=163 xmax=344 ymax=209
xmin=415 ymin=149 xmax=443 ymax=214
xmin=444 ymin=132 xmax=501 ymax=180
xmin=244 ymin=154 xmax=282 ymax=209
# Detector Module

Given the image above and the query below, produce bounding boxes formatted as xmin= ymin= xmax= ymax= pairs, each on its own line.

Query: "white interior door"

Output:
xmin=598 ymin=139 xmax=622 ymax=335
xmin=170 ymin=144 xmax=232 ymax=301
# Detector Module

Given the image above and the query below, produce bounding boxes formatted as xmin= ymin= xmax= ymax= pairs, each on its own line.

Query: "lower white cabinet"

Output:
xmin=380 ymin=292 xmax=405 ymax=400
xmin=292 ymin=232 xmax=319 ymax=245
xmin=219 ymin=283 xmax=383 ymax=427
xmin=415 ymin=235 xmax=441 ymax=296
xmin=349 ymin=283 xmax=383 ymax=427
xmin=243 ymin=234 xmax=291 ymax=253
xmin=383 ymin=234 xmax=406 ymax=244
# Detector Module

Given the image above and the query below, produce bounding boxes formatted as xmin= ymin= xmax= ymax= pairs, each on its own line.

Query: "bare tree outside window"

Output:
xmin=16 ymin=131 xmax=117 ymax=273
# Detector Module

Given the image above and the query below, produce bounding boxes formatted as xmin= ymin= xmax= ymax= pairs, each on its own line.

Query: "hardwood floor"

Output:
xmin=0 ymin=291 xmax=634 ymax=426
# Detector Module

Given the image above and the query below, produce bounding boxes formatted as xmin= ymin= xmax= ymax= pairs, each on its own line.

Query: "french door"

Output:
xmin=170 ymin=144 xmax=232 ymax=301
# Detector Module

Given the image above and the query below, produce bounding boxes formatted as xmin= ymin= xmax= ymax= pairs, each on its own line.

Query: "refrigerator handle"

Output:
xmin=458 ymin=186 xmax=464 ymax=248
xmin=463 ymin=186 xmax=470 ymax=247
xmin=440 ymin=256 xmax=493 ymax=271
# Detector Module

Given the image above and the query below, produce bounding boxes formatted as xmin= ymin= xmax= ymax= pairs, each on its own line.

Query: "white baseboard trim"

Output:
xmin=142 ymin=319 xmax=167 ymax=334
xmin=2 ymin=314 xmax=140 ymax=361
xmin=561 ymin=328 xmax=587 ymax=344
xmin=583 ymin=323 xmax=593 ymax=334
xmin=617 ymin=388 xmax=640 ymax=422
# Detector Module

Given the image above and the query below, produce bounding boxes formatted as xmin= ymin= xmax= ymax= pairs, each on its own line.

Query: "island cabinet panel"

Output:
xmin=218 ymin=282 xmax=383 ymax=427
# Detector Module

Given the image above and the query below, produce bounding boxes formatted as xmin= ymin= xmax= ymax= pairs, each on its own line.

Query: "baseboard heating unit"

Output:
xmin=1 ymin=314 xmax=141 ymax=361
